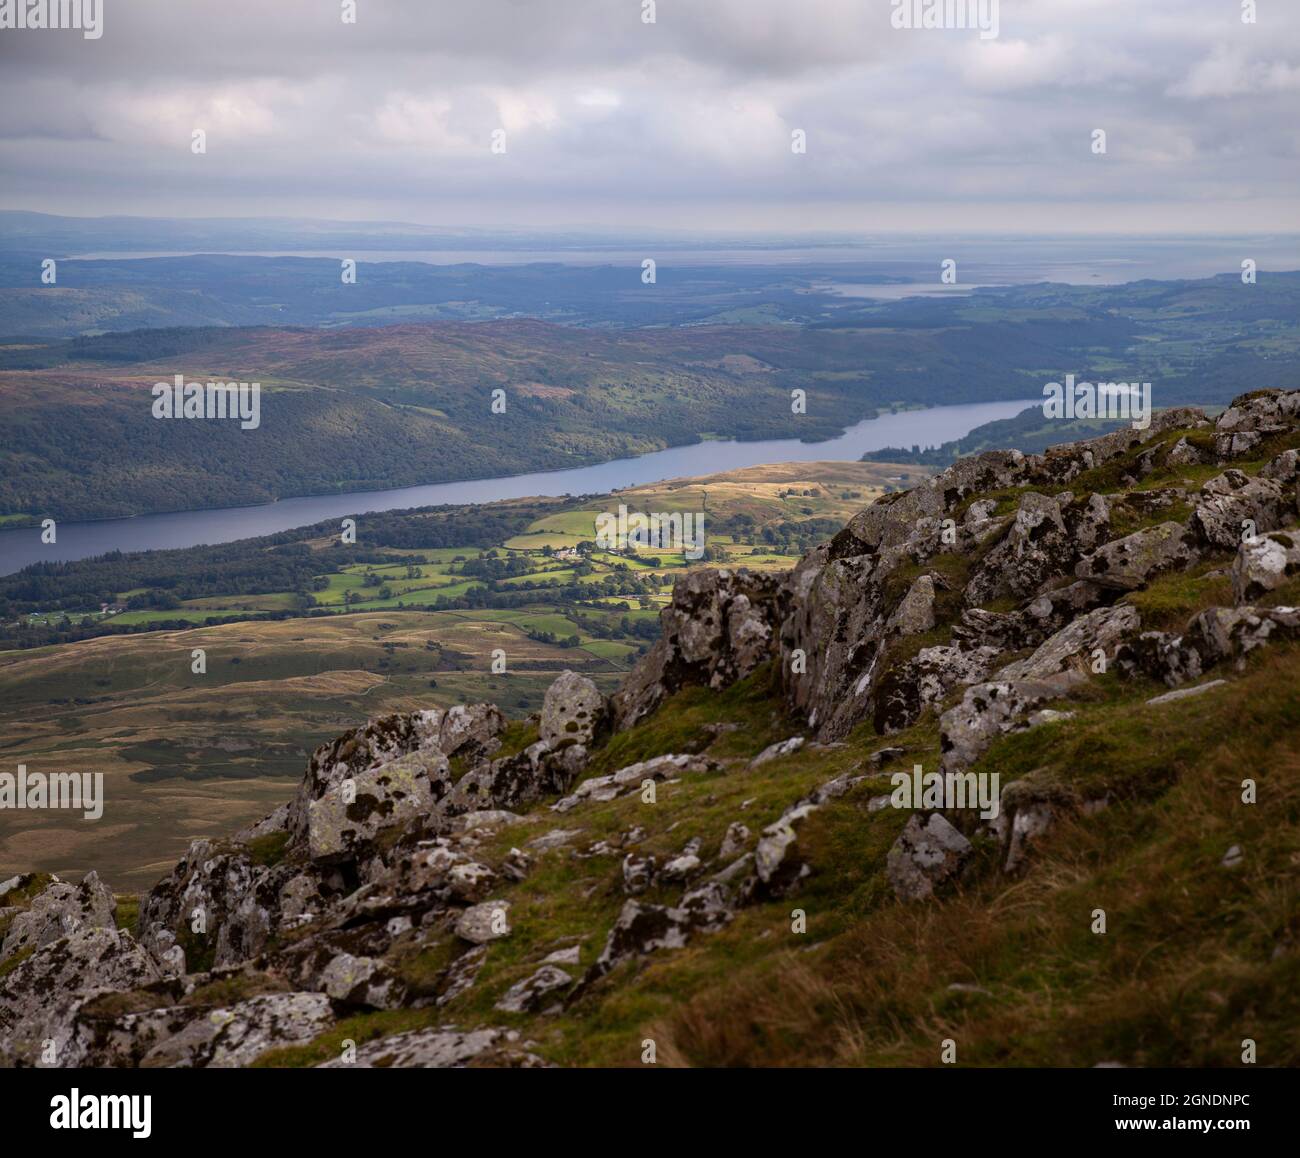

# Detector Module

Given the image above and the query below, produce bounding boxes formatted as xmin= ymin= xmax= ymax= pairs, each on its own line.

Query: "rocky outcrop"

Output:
xmin=0 ymin=927 xmax=163 ymax=1067
xmin=0 ymin=871 xmax=116 ymax=962
xmin=611 ymin=569 xmax=787 ymax=729
xmin=997 ymin=604 xmax=1141 ymax=681
xmin=8 ymin=389 xmax=1300 ymax=1071
xmin=307 ymin=750 xmax=451 ymax=865
xmin=581 ymin=885 xmax=732 ymax=987
xmin=1116 ymin=605 xmax=1300 ymax=688
xmin=287 ymin=704 xmax=504 ymax=849
xmin=1212 ymin=389 xmax=1300 ymax=459
xmin=316 ymin=1025 xmax=533 ymax=1068
xmin=1190 ymin=470 xmax=1290 ymax=551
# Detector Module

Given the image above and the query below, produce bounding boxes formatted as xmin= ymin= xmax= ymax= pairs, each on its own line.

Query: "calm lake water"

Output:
xmin=0 ymin=399 xmax=1034 ymax=576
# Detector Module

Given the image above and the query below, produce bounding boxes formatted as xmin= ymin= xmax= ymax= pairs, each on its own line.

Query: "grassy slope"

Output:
xmin=250 ymin=425 xmax=1300 ymax=1069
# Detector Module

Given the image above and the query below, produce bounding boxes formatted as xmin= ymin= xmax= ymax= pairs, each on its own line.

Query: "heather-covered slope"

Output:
xmin=3 ymin=389 xmax=1299 ymax=1068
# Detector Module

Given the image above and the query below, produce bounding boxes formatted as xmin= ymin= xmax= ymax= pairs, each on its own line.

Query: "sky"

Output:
xmin=1 ymin=0 xmax=1298 ymax=234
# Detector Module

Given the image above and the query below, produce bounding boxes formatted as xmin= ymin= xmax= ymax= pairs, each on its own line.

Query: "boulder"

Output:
xmin=583 ymin=887 xmax=732 ymax=986
xmin=966 ymin=492 xmax=1075 ymax=606
xmin=997 ymin=604 xmax=1140 ymax=680
xmin=887 ymin=574 xmax=938 ymax=635
xmin=436 ymin=946 xmax=487 ymax=1007
xmin=0 ymin=927 xmax=162 ymax=1067
xmin=750 ymin=736 xmax=805 ymax=767
xmin=0 ymin=871 xmax=116 ymax=962
xmin=317 ymin=1025 xmax=523 ymax=1068
xmin=886 ymin=813 xmax=972 ymax=901
xmin=1191 ymin=470 xmax=1290 ymax=551
xmin=1212 ymin=389 xmax=1300 ymax=459
xmin=138 ymin=841 xmax=304 ymax=971
xmin=540 ymin=671 xmax=606 ymax=748
xmin=718 ymin=822 xmax=750 ymax=861
xmin=621 ymin=853 xmax=655 ymax=895
xmin=494 ymin=965 xmax=572 ymax=1013
xmin=1075 ymin=522 xmax=1199 ymax=591
xmin=754 ymin=803 xmax=818 ymax=896
xmin=319 ymin=952 xmax=406 ymax=1009
xmin=1231 ymin=532 xmax=1300 ymax=604
xmin=872 ymin=644 xmax=1001 ymax=734
xmin=288 ymin=705 xmax=502 ymax=846
xmin=610 ymin=569 xmax=787 ymax=730
xmin=552 ymin=753 xmax=715 ymax=812
xmin=137 ymin=992 xmax=333 ymax=1069
xmin=939 ymin=674 xmax=1083 ymax=774
xmin=307 ymin=749 xmax=450 ymax=865
xmin=455 ymin=900 xmax=512 ymax=945
xmin=443 ymin=740 xmax=584 ymax=816
xmin=1116 ymin=605 xmax=1300 ymax=687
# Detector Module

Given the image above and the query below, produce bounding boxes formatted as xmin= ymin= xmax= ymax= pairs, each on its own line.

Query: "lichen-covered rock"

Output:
xmin=288 ymin=705 xmax=503 ymax=846
xmin=540 ymin=670 xmax=606 ymax=748
xmin=1027 ymin=407 xmax=1207 ymax=486
xmin=138 ymin=841 xmax=318 ymax=971
xmin=718 ymin=822 xmax=750 ymax=861
xmin=750 ymin=735 xmax=805 ymax=766
xmin=1232 ymin=531 xmax=1300 ymax=603
xmin=886 ymin=813 xmax=972 ymax=901
xmin=441 ymin=739 xmax=582 ymax=816
xmin=965 ymin=492 xmax=1074 ymax=608
xmin=307 ymin=749 xmax=449 ymax=865
xmin=552 ymin=753 xmax=715 ymax=813
xmin=621 ymin=852 xmax=655 ymax=895
xmin=1075 ymin=522 xmax=1199 ymax=591
xmin=754 ymin=803 xmax=818 ymax=896
xmin=1191 ymin=470 xmax=1290 ymax=551
xmin=997 ymin=604 xmax=1140 ymax=680
xmin=0 ymin=871 xmax=116 ymax=962
xmin=872 ymin=644 xmax=1001 ymax=735
xmin=494 ymin=965 xmax=572 ymax=1013
xmin=455 ymin=900 xmax=512 ymax=944
xmin=132 ymin=992 xmax=334 ymax=1068
xmin=583 ymin=888 xmax=732 ymax=986
xmin=1212 ymin=389 xmax=1300 ymax=459
xmin=887 ymin=573 xmax=937 ymax=635
xmin=611 ymin=569 xmax=787 ymax=730
xmin=1116 ymin=605 xmax=1300 ymax=687
xmin=319 ymin=952 xmax=407 ymax=1009
xmin=316 ymin=1025 xmax=521 ymax=1068
xmin=939 ymin=674 xmax=1083 ymax=774
xmin=0 ymin=927 xmax=162 ymax=1067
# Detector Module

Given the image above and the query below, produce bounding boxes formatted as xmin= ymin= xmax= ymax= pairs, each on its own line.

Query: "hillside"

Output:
xmin=4 ymin=270 xmax=1300 ymax=522
xmin=0 ymin=461 xmax=905 ymax=884
xmin=2 ymin=390 xmax=1299 ymax=1068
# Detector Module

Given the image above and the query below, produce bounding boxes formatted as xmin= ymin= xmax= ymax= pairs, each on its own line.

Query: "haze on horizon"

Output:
xmin=1 ymin=0 xmax=1298 ymax=236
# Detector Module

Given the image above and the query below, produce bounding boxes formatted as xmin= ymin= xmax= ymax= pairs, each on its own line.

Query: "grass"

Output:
xmin=645 ymin=642 xmax=1300 ymax=1067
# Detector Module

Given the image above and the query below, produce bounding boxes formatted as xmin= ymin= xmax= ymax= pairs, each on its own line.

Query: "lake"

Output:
xmin=0 ymin=399 xmax=1034 ymax=576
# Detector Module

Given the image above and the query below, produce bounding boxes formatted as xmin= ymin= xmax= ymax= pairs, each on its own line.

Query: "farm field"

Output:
xmin=0 ymin=459 xmax=916 ymax=886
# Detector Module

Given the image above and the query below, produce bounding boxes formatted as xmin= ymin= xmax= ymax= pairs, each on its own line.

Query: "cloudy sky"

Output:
xmin=1 ymin=0 xmax=1298 ymax=233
